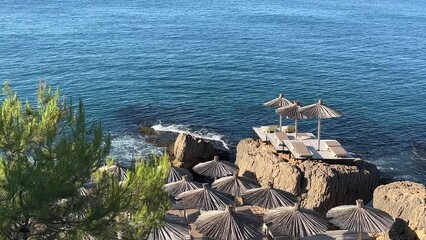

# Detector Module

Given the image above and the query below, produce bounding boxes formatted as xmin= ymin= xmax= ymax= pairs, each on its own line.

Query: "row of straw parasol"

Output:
xmin=264 ymin=94 xmax=342 ymax=150
xmin=158 ymin=158 xmax=394 ymax=240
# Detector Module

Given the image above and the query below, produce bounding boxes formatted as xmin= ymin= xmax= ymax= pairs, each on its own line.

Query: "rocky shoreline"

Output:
xmin=235 ymin=138 xmax=380 ymax=213
xmin=140 ymin=127 xmax=426 ymax=239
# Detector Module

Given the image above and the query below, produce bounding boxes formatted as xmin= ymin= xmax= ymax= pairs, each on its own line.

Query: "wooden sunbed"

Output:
xmin=323 ymin=140 xmax=349 ymax=158
xmin=286 ymin=141 xmax=313 ymax=159
xmin=272 ymin=132 xmax=289 ymax=152
xmin=286 ymin=132 xmax=316 ymax=140
xmin=253 ymin=127 xmax=290 ymax=152
xmin=274 ymin=132 xmax=289 ymax=142
xmin=264 ymin=132 xmax=287 ymax=152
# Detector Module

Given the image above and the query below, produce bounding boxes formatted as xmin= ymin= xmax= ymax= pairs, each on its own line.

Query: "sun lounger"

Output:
xmin=288 ymin=141 xmax=313 ymax=158
xmin=323 ymin=140 xmax=348 ymax=157
xmin=261 ymin=125 xmax=278 ymax=133
xmin=323 ymin=140 xmax=341 ymax=148
xmin=328 ymin=147 xmax=348 ymax=157
xmin=274 ymin=132 xmax=289 ymax=145
xmin=294 ymin=132 xmax=316 ymax=140
xmin=270 ymin=132 xmax=290 ymax=152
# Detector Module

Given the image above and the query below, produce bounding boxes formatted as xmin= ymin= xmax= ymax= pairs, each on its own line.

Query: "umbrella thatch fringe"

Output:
xmin=168 ymin=167 xmax=193 ymax=183
xmin=327 ymin=203 xmax=394 ymax=234
xmin=212 ymin=175 xmax=260 ymax=197
xmin=242 ymin=186 xmax=297 ymax=209
xmin=276 ymin=101 xmax=307 ymax=120
xmin=163 ymin=178 xmax=202 ymax=197
xmin=193 ymin=159 xmax=238 ymax=179
xmin=264 ymin=94 xmax=292 ymax=108
xmin=99 ymin=164 xmax=128 ymax=181
xmin=78 ymin=187 xmax=90 ymax=197
xmin=195 ymin=207 xmax=262 ymax=240
xmin=147 ymin=215 xmax=189 ymax=240
xmin=83 ymin=232 xmax=96 ymax=240
xmin=176 ymin=186 xmax=234 ymax=211
xmin=299 ymin=100 xmax=342 ymax=119
xmin=265 ymin=206 xmax=328 ymax=237
xmin=301 ymin=230 xmax=374 ymax=239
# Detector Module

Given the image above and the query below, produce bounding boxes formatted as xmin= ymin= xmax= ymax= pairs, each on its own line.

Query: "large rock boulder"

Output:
xmin=373 ymin=181 xmax=426 ymax=240
xmin=236 ymin=138 xmax=380 ymax=213
xmin=173 ymin=133 xmax=217 ymax=169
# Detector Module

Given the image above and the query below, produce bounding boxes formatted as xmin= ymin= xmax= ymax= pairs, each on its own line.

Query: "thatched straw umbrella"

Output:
xmin=241 ymin=182 xmax=297 ymax=209
xmin=98 ymin=161 xmax=128 ymax=182
xmin=168 ymin=166 xmax=193 ymax=183
xmin=176 ymin=183 xmax=235 ymax=211
xmin=195 ymin=205 xmax=262 ymax=240
xmin=264 ymin=203 xmax=328 ymax=239
xmin=326 ymin=199 xmax=394 ymax=240
xmin=299 ymin=99 xmax=342 ymax=150
xmin=78 ymin=187 xmax=90 ymax=197
xmin=211 ymin=172 xmax=260 ymax=197
xmin=193 ymin=156 xmax=238 ymax=179
xmin=78 ymin=181 xmax=97 ymax=197
xmin=264 ymin=93 xmax=293 ymax=132
xmin=276 ymin=101 xmax=307 ymax=139
xmin=163 ymin=175 xmax=202 ymax=198
xmin=147 ymin=214 xmax=189 ymax=240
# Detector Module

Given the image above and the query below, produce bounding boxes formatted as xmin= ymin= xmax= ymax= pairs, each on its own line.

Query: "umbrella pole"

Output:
xmin=317 ymin=119 xmax=321 ymax=150
xmin=295 ymin=119 xmax=298 ymax=140
xmin=357 ymin=232 xmax=362 ymax=240
xmin=279 ymin=115 xmax=283 ymax=132
xmin=235 ymin=183 xmax=240 ymax=207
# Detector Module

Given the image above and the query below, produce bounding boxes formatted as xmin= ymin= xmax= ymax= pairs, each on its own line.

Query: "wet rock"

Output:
xmin=146 ymin=137 xmax=176 ymax=157
xmin=138 ymin=126 xmax=156 ymax=135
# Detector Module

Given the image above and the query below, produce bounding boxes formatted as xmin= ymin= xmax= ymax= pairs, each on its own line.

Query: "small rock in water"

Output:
xmin=173 ymin=133 xmax=229 ymax=169
xmin=138 ymin=126 xmax=156 ymax=135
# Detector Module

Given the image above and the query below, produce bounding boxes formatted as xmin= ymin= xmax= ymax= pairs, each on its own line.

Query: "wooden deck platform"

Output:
xmin=253 ymin=127 xmax=268 ymax=142
xmin=265 ymin=132 xmax=287 ymax=152
xmin=253 ymin=126 xmax=354 ymax=161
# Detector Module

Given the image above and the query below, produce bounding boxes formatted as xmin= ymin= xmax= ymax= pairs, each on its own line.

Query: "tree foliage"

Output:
xmin=0 ymin=82 xmax=124 ymax=239
xmin=117 ymin=154 xmax=171 ymax=239
xmin=0 ymin=82 xmax=171 ymax=239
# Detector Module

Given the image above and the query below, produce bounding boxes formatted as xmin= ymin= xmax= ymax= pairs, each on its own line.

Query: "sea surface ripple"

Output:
xmin=1 ymin=0 xmax=425 ymax=183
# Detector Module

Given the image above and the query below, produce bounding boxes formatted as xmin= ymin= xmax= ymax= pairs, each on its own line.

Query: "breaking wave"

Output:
xmin=110 ymin=134 xmax=163 ymax=167
xmin=151 ymin=122 xmax=229 ymax=150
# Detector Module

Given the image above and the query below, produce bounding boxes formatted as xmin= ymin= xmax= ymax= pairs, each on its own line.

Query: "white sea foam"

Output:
xmin=152 ymin=122 xmax=229 ymax=150
xmin=110 ymin=134 xmax=162 ymax=167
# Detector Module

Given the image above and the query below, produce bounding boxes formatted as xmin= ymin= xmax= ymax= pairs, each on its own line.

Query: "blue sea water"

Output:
xmin=1 ymin=0 xmax=425 ymax=183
